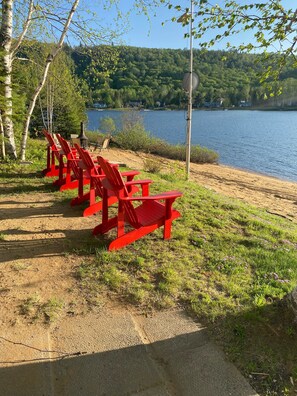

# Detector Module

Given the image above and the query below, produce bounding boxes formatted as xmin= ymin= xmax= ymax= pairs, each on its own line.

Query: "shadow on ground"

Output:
xmin=0 ymin=328 xmax=255 ymax=396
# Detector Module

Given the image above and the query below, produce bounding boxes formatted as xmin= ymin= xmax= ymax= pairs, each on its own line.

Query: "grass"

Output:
xmin=19 ymin=294 xmax=64 ymax=323
xmin=76 ymin=172 xmax=297 ymax=395
xmin=1 ymin=140 xmax=297 ymax=394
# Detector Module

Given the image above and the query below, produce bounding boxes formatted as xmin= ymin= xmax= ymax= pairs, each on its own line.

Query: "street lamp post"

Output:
xmin=179 ymin=0 xmax=199 ymax=180
xmin=186 ymin=0 xmax=194 ymax=180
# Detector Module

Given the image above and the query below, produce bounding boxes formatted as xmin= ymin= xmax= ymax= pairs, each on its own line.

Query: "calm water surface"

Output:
xmin=87 ymin=109 xmax=297 ymax=182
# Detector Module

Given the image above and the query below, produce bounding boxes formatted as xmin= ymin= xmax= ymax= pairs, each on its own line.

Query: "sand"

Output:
xmin=100 ymin=147 xmax=297 ymax=223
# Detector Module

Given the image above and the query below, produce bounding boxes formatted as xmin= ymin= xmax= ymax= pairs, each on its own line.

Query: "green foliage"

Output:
xmin=115 ymin=116 xmax=152 ymax=151
xmin=13 ymin=41 xmax=86 ymax=136
xmin=98 ymin=117 xmax=116 ymax=136
xmin=70 ymin=44 xmax=297 ymax=109
xmin=166 ymin=1 xmax=297 ymax=85
xmin=143 ymin=156 xmax=164 ymax=173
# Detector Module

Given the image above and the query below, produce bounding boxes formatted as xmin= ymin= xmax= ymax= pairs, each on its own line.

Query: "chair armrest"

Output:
xmin=121 ymin=171 xmax=140 ymax=177
xmin=122 ymin=190 xmax=182 ymax=202
xmin=124 ymin=179 xmax=153 ymax=187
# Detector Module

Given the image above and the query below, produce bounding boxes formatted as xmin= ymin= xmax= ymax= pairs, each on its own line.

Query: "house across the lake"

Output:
xmin=93 ymin=102 xmax=107 ymax=109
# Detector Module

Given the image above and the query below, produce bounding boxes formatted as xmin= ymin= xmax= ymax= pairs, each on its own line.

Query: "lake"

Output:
xmin=87 ymin=109 xmax=297 ymax=183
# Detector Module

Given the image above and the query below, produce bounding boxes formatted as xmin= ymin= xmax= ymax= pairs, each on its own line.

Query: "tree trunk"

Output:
xmin=0 ymin=0 xmax=17 ymax=159
xmin=0 ymin=111 xmax=6 ymax=159
xmin=20 ymin=0 xmax=80 ymax=161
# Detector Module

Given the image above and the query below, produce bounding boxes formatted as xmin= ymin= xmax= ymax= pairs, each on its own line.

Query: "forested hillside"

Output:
xmin=71 ymin=45 xmax=297 ymax=109
xmin=12 ymin=43 xmax=297 ymax=138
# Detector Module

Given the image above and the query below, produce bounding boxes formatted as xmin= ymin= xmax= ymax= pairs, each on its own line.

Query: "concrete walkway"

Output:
xmin=0 ymin=309 xmax=258 ymax=396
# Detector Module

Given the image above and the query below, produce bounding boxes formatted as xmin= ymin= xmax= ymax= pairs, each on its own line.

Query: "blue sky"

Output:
xmin=80 ymin=1 xmax=192 ymax=49
xmin=76 ymin=0 xmax=296 ymax=51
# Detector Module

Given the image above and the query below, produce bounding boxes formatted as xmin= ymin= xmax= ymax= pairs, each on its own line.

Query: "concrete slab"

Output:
xmin=136 ymin=310 xmax=258 ymax=396
xmin=0 ymin=309 xmax=258 ymax=396
xmin=0 ymin=327 xmax=52 ymax=396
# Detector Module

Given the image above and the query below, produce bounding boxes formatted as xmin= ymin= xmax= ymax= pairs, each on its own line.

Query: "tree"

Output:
xmin=0 ymin=0 xmax=163 ymax=160
xmin=99 ymin=117 xmax=116 ymax=136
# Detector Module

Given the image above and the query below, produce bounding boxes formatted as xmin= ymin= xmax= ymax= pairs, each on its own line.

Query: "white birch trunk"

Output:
xmin=1 ymin=0 xmax=17 ymax=159
xmin=20 ymin=0 xmax=80 ymax=160
xmin=0 ymin=111 xmax=6 ymax=159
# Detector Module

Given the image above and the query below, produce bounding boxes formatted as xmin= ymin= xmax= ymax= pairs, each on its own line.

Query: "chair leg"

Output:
xmin=60 ymin=177 xmax=89 ymax=191
xmin=93 ymin=215 xmax=118 ymax=235
xmin=163 ymin=219 xmax=173 ymax=239
xmin=83 ymin=195 xmax=117 ymax=217
xmin=42 ymin=148 xmax=60 ymax=177
xmin=108 ymin=224 xmax=159 ymax=251
xmin=71 ymin=169 xmax=90 ymax=205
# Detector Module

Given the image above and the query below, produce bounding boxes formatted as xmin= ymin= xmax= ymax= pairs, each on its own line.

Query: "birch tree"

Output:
xmin=19 ymin=0 xmax=79 ymax=160
xmin=0 ymin=0 xmax=164 ymax=160
xmin=0 ymin=0 xmax=18 ymax=158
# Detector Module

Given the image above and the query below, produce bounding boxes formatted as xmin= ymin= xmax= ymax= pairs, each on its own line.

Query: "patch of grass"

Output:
xmin=143 ymin=156 xmax=164 ymax=173
xmin=0 ymin=233 xmax=6 ymax=241
xmin=41 ymin=297 xmax=64 ymax=323
xmin=19 ymin=295 xmax=64 ymax=323
xmin=11 ymin=262 xmax=31 ymax=271
xmin=19 ymin=293 xmax=41 ymax=317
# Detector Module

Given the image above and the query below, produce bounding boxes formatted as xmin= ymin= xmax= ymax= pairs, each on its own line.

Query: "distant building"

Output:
xmin=93 ymin=102 xmax=107 ymax=109
xmin=128 ymin=101 xmax=142 ymax=108
xmin=203 ymin=98 xmax=223 ymax=108
xmin=239 ymin=100 xmax=252 ymax=107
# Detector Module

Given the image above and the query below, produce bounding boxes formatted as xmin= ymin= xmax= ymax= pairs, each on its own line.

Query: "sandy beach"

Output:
xmin=101 ymin=147 xmax=297 ymax=223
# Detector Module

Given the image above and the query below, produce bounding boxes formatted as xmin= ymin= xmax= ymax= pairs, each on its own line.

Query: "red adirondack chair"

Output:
xmin=93 ymin=156 xmax=182 ymax=251
xmin=41 ymin=129 xmax=65 ymax=177
xmin=55 ymin=134 xmax=89 ymax=191
xmin=72 ymin=144 xmax=140 ymax=217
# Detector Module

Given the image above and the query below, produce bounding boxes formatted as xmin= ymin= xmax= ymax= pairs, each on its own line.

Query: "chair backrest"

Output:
xmin=74 ymin=143 xmax=99 ymax=176
xmin=56 ymin=134 xmax=73 ymax=156
xmin=42 ymin=129 xmax=58 ymax=150
xmin=56 ymin=134 xmax=81 ymax=178
xmin=74 ymin=144 xmax=106 ymax=196
xmin=97 ymin=156 xmax=139 ymax=228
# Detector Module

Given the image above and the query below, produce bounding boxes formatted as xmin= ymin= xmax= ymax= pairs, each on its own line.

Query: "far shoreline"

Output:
xmin=87 ymin=107 xmax=297 ymax=112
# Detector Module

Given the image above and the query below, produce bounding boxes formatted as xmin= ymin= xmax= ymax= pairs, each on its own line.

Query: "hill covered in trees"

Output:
xmin=12 ymin=43 xmax=297 ymax=139
xmin=71 ymin=45 xmax=297 ymax=109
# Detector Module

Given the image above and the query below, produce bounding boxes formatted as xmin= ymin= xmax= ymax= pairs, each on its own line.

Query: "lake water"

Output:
xmin=87 ymin=109 xmax=297 ymax=182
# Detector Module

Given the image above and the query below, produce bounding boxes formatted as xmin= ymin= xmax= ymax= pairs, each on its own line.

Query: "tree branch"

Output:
xmin=11 ymin=0 xmax=35 ymax=58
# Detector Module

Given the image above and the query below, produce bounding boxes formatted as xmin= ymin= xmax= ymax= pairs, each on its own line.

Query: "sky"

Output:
xmin=81 ymin=1 xmax=193 ymax=50
xmin=79 ymin=0 xmax=297 ymax=51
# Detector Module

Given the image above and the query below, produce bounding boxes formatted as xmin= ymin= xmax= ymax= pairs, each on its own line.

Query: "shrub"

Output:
xmin=85 ymin=130 xmax=104 ymax=145
xmin=113 ymin=111 xmax=219 ymax=164
xmin=115 ymin=123 xmax=152 ymax=151
xmin=99 ymin=117 xmax=116 ymax=136
xmin=143 ymin=156 xmax=164 ymax=173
